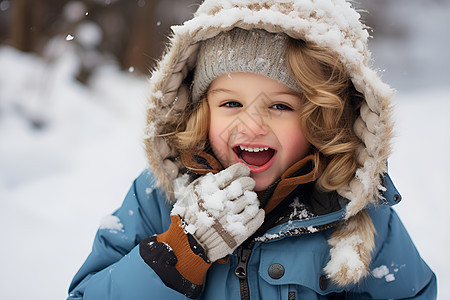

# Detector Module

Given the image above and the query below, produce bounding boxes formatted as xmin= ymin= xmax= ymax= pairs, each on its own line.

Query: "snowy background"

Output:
xmin=1 ymin=1 xmax=449 ymax=299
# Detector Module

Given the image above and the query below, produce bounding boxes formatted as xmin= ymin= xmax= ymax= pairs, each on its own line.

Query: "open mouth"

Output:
xmin=233 ymin=145 xmax=276 ymax=167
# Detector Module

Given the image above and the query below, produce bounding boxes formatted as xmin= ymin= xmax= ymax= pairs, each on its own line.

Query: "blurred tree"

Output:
xmin=8 ymin=0 xmax=67 ymax=52
xmin=1 ymin=0 xmax=200 ymax=81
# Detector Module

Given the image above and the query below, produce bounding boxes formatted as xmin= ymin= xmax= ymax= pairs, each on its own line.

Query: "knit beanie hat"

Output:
xmin=192 ymin=28 xmax=302 ymax=102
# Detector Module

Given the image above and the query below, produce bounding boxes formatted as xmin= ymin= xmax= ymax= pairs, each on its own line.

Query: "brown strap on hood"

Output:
xmin=180 ymin=151 xmax=223 ymax=175
xmin=263 ymin=154 xmax=321 ymax=214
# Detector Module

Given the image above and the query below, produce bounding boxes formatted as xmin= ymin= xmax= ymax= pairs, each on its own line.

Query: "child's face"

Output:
xmin=207 ymin=72 xmax=310 ymax=191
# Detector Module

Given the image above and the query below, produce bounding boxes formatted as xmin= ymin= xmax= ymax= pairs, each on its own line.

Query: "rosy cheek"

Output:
xmin=291 ymin=135 xmax=310 ymax=161
xmin=209 ymin=126 xmax=230 ymax=167
xmin=280 ymin=128 xmax=309 ymax=163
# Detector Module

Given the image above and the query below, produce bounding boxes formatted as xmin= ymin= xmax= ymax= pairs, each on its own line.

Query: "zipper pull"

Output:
xmin=235 ymin=247 xmax=252 ymax=279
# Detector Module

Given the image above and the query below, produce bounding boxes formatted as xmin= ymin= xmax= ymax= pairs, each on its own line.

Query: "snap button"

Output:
xmin=319 ymin=275 xmax=328 ymax=291
xmin=268 ymin=263 xmax=285 ymax=279
xmin=393 ymin=193 xmax=401 ymax=203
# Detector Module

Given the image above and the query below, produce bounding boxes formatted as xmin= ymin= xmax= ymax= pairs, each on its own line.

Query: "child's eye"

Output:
xmin=221 ymin=101 xmax=242 ymax=108
xmin=270 ymin=103 xmax=292 ymax=111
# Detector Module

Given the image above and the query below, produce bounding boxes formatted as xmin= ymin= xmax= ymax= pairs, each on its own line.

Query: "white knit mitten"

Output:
xmin=172 ymin=163 xmax=265 ymax=262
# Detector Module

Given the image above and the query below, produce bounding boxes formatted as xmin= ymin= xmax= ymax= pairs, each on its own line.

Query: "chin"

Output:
xmin=252 ymin=176 xmax=272 ymax=192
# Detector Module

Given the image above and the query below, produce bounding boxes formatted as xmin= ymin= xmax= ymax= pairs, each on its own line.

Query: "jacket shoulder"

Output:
xmin=101 ymin=169 xmax=173 ymax=247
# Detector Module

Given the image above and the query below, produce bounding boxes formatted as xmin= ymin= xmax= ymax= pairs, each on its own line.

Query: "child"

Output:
xmin=68 ymin=0 xmax=437 ymax=299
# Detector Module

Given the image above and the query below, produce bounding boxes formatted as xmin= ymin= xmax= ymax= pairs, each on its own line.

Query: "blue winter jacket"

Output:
xmin=68 ymin=170 xmax=436 ymax=299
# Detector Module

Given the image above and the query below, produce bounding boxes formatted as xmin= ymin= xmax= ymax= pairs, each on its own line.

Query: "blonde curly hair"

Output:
xmin=173 ymin=38 xmax=364 ymax=192
xmin=286 ymin=39 xmax=364 ymax=191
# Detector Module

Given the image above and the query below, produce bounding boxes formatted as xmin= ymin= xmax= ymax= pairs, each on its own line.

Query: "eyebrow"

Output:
xmin=207 ymin=88 xmax=238 ymax=96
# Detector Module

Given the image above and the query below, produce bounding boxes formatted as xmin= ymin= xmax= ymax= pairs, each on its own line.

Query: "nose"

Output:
xmin=237 ymin=105 xmax=270 ymax=137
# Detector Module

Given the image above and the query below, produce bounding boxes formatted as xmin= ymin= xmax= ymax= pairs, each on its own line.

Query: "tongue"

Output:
xmin=240 ymin=149 xmax=275 ymax=166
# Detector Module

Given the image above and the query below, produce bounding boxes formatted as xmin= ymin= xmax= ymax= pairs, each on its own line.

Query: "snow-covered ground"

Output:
xmin=0 ymin=45 xmax=148 ymax=299
xmin=0 ymin=42 xmax=449 ymax=300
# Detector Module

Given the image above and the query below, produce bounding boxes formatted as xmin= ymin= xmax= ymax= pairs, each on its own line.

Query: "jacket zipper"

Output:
xmin=231 ymin=181 xmax=321 ymax=299
xmin=235 ymin=243 xmax=254 ymax=300
xmin=233 ymin=188 xmax=296 ymax=300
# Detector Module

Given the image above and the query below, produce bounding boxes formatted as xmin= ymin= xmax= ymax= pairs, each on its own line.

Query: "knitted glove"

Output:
xmin=172 ymin=163 xmax=265 ymax=262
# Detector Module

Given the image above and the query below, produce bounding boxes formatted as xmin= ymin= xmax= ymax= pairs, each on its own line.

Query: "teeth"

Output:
xmin=239 ymin=146 xmax=269 ymax=152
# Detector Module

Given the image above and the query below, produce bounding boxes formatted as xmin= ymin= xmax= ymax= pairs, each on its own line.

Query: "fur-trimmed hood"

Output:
xmin=143 ymin=0 xmax=395 ymax=287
